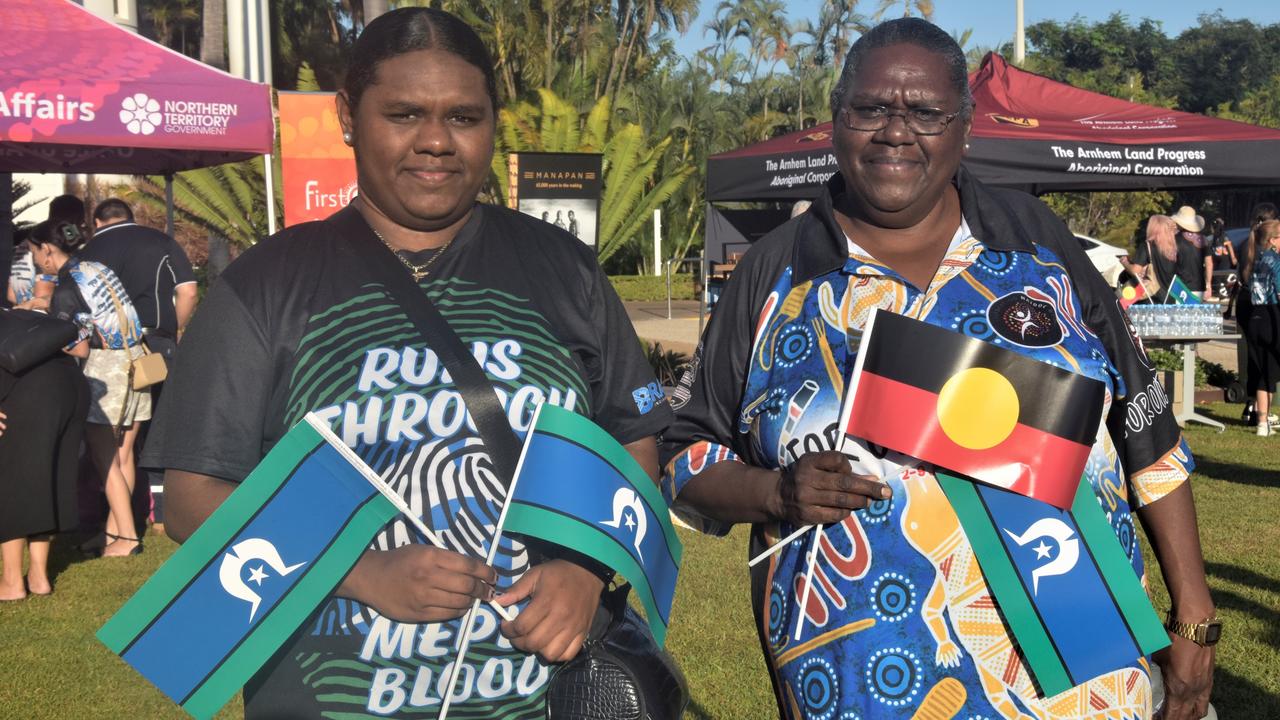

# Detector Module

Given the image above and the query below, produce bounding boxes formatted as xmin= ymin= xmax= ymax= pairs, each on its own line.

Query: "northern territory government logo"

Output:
xmin=118 ymin=92 xmax=240 ymax=136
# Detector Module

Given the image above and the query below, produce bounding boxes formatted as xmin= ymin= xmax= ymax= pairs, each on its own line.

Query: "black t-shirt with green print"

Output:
xmin=143 ymin=204 xmax=671 ymax=719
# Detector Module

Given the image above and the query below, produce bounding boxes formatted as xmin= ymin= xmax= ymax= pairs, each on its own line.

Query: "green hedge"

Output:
xmin=608 ymin=273 xmax=696 ymax=301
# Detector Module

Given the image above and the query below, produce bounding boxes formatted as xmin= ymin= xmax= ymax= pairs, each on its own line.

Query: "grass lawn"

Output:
xmin=1 ymin=402 xmax=1277 ymax=718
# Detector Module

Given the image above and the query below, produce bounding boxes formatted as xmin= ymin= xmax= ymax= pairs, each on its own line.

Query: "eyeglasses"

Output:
xmin=839 ymin=105 xmax=961 ymax=135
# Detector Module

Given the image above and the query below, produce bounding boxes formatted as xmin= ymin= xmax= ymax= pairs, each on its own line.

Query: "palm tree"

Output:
xmin=145 ymin=0 xmax=200 ymax=54
xmin=200 ymin=0 xmax=226 ymax=70
xmin=128 ymin=160 xmax=280 ymax=251
xmin=493 ymin=90 xmax=695 ymax=265
xmin=873 ymin=0 xmax=934 ymax=19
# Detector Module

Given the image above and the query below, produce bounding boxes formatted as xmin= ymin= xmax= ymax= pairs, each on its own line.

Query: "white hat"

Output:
xmin=1170 ymin=206 xmax=1205 ymax=233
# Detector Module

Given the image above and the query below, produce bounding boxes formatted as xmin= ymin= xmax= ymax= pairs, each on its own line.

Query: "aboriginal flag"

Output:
xmin=840 ymin=308 xmax=1105 ymax=509
xmin=1118 ymin=280 xmax=1147 ymax=309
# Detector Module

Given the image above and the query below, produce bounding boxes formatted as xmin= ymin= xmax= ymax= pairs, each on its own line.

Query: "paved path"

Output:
xmin=623 ymin=301 xmax=1245 ymax=400
xmin=624 ymin=300 xmax=705 ymax=357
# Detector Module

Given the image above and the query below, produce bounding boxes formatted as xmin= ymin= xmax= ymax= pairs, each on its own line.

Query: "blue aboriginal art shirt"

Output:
xmin=662 ymin=170 xmax=1193 ymax=720
xmin=50 ymin=258 xmax=143 ymax=350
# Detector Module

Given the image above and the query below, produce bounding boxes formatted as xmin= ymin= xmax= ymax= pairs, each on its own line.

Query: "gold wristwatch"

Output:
xmin=1165 ymin=613 xmax=1222 ymax=646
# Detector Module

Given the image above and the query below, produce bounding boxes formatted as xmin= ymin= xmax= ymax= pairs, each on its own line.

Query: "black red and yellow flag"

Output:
xmin=840 ymin=309 xmax=1105 ymax=509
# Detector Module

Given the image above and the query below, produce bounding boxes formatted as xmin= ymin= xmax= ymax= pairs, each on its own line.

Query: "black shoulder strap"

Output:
xmin=335 ymin=207 xmax=523 ymax=482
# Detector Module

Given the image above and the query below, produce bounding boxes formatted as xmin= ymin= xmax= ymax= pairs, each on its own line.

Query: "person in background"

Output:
xmin=85 ymin=199 xmax=198 ymax=532
xmin=29 ymin=220 xmax=149 ymax=557
xmin=1203 ymin=217 xmax=1237 ymax=302
xmin=0 ymin=342 xmax=89 ymax=600
xmin=1238 ymin=203 xmax=1278 ymax=428
xmin=1170 ymin=205 xmax=1208 ymax=293
xmin=662 ymin=18 xmax=1213 ymax=719
xmin=47 ymin=194 xmax=89 ymax=237
xmin=85 ymin=199 xmax=197 ymax=358
xmin=1128 ymin=215 xmax=1203 ymax=304
xmin=6 ymin=228 xmax=36 ymax=306
xmin=1241 ymin=219 xmax=1280 ymax=436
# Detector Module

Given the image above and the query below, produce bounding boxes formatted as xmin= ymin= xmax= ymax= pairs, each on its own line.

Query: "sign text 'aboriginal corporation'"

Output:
xmin=1049 ymin=144 xmax=1209 ymax=177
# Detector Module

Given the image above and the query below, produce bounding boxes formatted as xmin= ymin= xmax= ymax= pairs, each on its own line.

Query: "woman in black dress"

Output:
xmin=0 ymin=354 xmax=88 ymax=600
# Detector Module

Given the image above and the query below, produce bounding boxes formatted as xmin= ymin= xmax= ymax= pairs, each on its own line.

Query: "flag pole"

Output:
xmin=793 ymin=524 xmax=823 ymax=641
xmin=752 ymin=309 xmax=888 ymax=570
xmin=438 ymin=401 xmax=546 ymax=720
xmin=748 ymin=524 xmax=812 ymax=567
xmin=303 ymin=414 xmax=515 ymax=623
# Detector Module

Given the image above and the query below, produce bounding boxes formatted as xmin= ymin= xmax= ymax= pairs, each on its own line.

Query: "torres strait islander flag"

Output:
xmin=97 ymin=415 xmax=399 ymax=720
xmin=1167 ymin=274 xmax=1204 ymax=304
xmin=937 ymin=472 xmax=1170 ymax=696
xmin=502 ymin=403 xmax=683 ymax=646
xmin=839 ymin=308 xmax=1105 ymax=509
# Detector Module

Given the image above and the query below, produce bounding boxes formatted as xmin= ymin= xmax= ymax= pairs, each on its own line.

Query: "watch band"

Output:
xmin=1164 ymin=613 xmax=1222 ymax=646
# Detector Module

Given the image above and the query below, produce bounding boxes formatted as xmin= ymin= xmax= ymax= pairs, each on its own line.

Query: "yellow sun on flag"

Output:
xmin=1121 ymin=286 xmax=1138 ymax=300
xmin=936 ymin=368 xmax=1020 ymax=449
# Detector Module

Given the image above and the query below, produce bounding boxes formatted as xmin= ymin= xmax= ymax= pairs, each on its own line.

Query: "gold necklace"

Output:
xmin=371 ymin=228 xmax=452 ymax=281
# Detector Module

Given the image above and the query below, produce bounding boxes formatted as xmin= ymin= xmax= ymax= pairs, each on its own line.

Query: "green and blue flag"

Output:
xmin=1167 ymin=275 xmax=1204 ymax=304
xmin=504 ymin=404 xmax=683 ymax=646
xmin=97 ymin=415 xmax=398 ymax=719
xmin=937 ymin=471 xmax=1169 ymax=696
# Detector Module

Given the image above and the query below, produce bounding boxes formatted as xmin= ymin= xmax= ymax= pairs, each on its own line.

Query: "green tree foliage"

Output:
xmin=1026 ymin=13 xmax=1280 ymax=230
xmin=1041 ymin=191 xmax=1172 ymax=250
xmin=126 ymin=160 xmax=281 ymax=249
xmin=494 ymin=90 xmax=695 ymax=267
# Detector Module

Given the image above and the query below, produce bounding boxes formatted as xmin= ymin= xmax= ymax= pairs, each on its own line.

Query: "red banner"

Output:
xmin=278 ymin=92 xmax=356 ymax=228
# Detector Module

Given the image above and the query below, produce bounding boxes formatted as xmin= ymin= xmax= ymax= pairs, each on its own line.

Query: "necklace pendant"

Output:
xmin=412 ymin=270 xmax=428 ymax=281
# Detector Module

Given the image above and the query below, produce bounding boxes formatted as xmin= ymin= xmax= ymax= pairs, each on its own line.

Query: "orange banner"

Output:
xmin=278 ymin=92 xmax=356 ymax=227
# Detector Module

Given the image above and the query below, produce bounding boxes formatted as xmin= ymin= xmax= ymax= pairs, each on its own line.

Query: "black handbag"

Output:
xmin=0 ymin=308 xmax=78 ymax=373
xmin=343 ymin=208 xmax=689 ymax=720
xmin=546 ymin=583 xmax=689 ymax=720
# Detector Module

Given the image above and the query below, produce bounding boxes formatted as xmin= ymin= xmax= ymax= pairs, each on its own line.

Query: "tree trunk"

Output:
xmin=364 ymin=0 xmax=390 ymax=23
xmin=200 ymin=0 xmax=226 ymax=70
xmin=207 ymin=233 xmax=231 ymax=285
xmin=603 ymin=2 xmax=633 ymax=101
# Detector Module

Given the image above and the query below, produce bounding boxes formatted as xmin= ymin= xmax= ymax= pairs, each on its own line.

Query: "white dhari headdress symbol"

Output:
xmin=218 ymin=538 xmax=306 ymax=621
xmin=600 ymin=488 xmax=647 ymax=562
xmin=1003 ymin=518 xmax=1080 ymax=595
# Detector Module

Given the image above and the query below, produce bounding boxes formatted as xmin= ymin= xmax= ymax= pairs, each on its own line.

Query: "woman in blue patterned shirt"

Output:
xmin=1242 ymin=219 xmax=1280 ymax=436
xmin=663 ymin=17 xmax=1215 ymax=720
xmin=29 ymin=219 xmax=148 ymax=557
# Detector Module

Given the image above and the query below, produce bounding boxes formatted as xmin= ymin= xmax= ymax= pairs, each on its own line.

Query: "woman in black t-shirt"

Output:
xmin=1204 ymin=217 xmax=1238 ymax=302
xmin=146 ymin=8 xmax=672 ymax=718
xmin=1129 ymin=214 xmax=1202 ymax=303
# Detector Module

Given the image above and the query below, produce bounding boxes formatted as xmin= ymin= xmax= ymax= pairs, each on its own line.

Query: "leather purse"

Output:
xmin=90 ymin=264 xmax=168 ymax=390
xmin=0 ymin=308 xmax=79 ymax=373
xmin=344 ymin=208 xmax=688 ymax=720
xmin=546 ymin=583 xmax=689 ymax=720
xmin=129 ymin=348 xmax=168 ymax=390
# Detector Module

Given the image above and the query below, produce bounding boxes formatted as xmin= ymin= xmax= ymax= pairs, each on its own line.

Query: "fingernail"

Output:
xmin=880 ymin=486 xmax=891 ymax=499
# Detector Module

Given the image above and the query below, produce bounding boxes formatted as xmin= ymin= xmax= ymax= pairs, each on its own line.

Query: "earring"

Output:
xmin=964 ymin=142 xmax=970 ymax=151
xmin=343 ymin=132 xmax=352 ymax=144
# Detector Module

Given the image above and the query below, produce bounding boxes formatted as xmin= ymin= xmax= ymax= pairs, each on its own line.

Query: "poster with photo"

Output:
xmin=508 ymin=152 xmax=603 ymax=249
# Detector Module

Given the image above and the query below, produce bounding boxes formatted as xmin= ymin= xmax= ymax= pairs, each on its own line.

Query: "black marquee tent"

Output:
xmin=705 ymin=53 xmax=1280 ymax=261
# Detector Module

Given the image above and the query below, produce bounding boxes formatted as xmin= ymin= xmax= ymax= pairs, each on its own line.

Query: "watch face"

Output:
xmin=1203 ymin=622 xmax=1222 ymax=645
